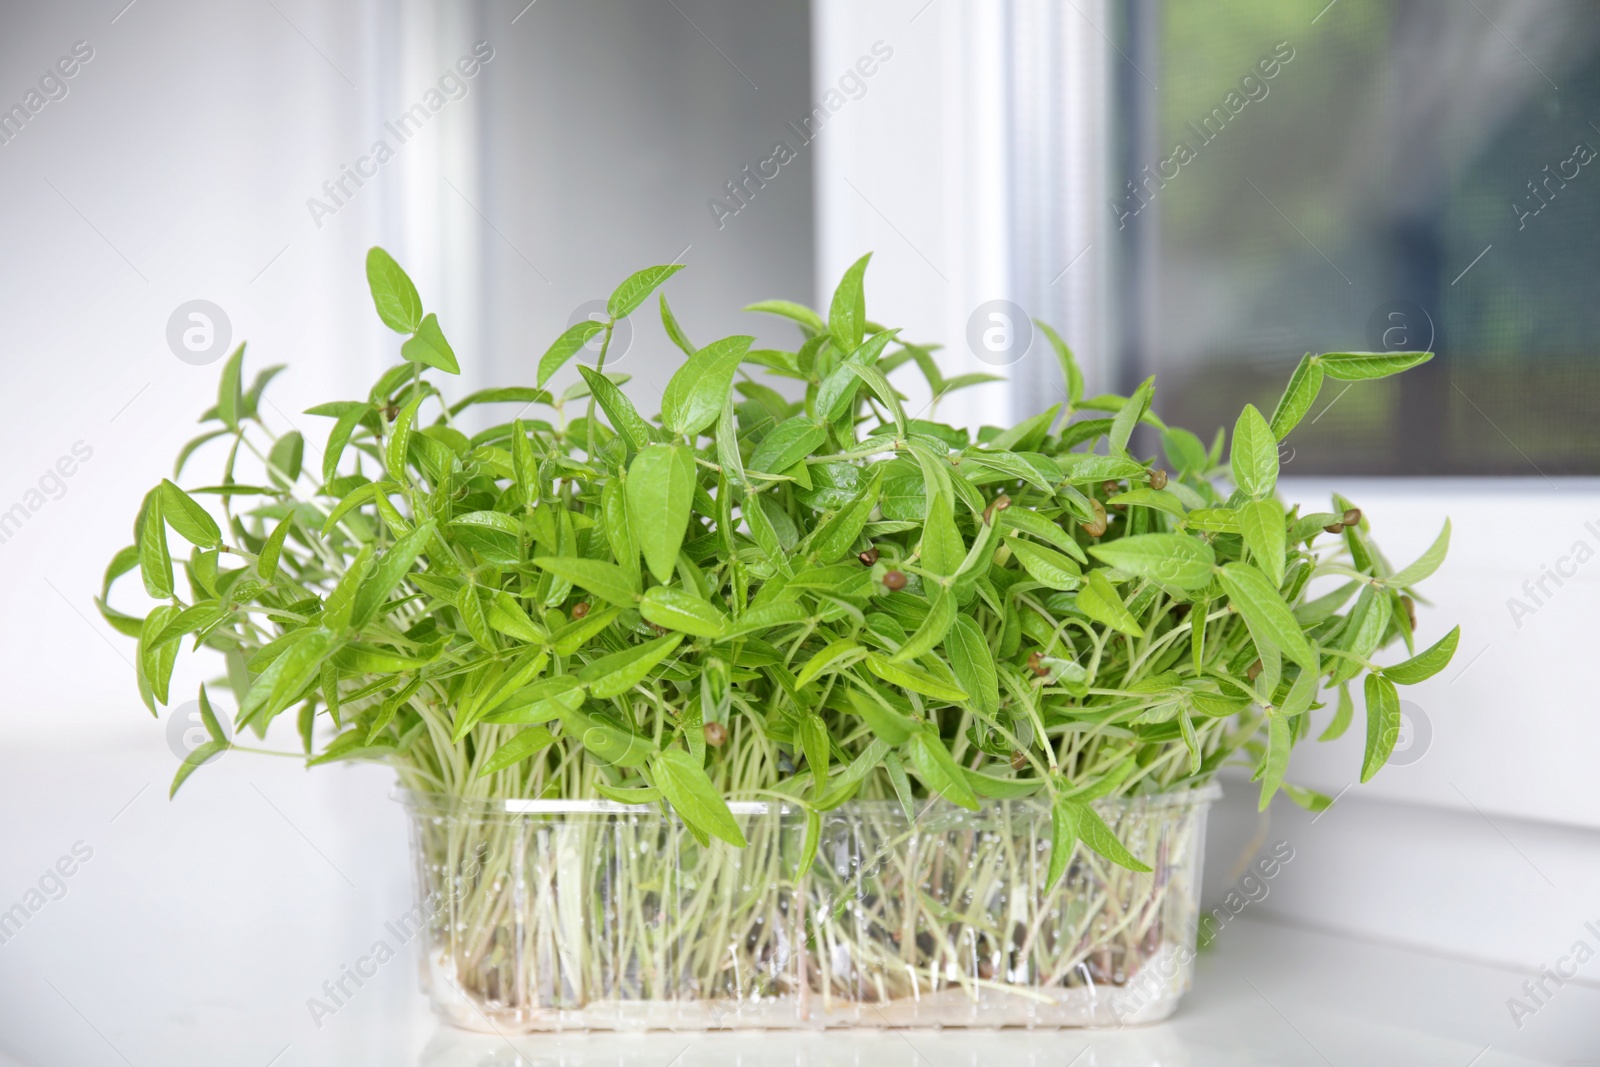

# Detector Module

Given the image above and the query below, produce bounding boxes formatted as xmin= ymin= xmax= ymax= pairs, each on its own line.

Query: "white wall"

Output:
xmin=0 ymin=0 xmax=815 ymax=746
xmin=0 ymin=1 xmax=388 ymax=743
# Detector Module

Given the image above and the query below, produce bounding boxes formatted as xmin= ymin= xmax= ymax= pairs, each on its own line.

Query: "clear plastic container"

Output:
xmin=400 ymin=785 xmax=1219 ymax=1031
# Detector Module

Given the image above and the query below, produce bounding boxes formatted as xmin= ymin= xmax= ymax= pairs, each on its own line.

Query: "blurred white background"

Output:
xmin=1 ymin=0 xmax=1597 ymax=1063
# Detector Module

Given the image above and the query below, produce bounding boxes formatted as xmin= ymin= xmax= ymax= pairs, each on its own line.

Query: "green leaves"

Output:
xmin=578 ymin=633 xmax=684 ymax=698
xmin=217 ymin=344 xmax=245 ymax=431
xmin=829 ymin=253 xmax=871 ymax=352
xmin=159 ymin=480 xmax=221 ymax=549
xmin=1075 ymin=570 xmax=1143 ymax=638
xmin=1317 ymin=350 xmax=1433 ymax=381
xmin=1382 ymin=625 xmax=1460 ymax=685
xmin=908 ymin=730 xmax=979 ymax=811
xmin=640 ymin=586 xmax=727 ymax=638
xmin=864 ymin=654 xmax=968 ymax=702
xmin=748 ymin=416 xmax=826 ymax=475
xmin=105 ymin=246 xmax=1458 ymax=877
xmin=1054 ymin=799 xmax=1152 ymax=874
xmin=1386 ymin=520 xmax=1451 ymax=588
xmin=366 ymin=247 xmax=423 ymax=333
xmin=652 ymin=748 xmax=747 ymax=847
xmin=1216 ymin=562 xmax=1317 ymax=671
xmin=533 ymin=556 xmax=639 ymax=608
xmin=607 ymin=264 xmax=685 ymax=320
xmin=1229 ymin=403 xmax=1277 ymax=499
xmin=1010 ymin=539 xmax=1083 ymax=591
xmin=1237 ymin=499 xmax=1287 ymax=589
xmin=807 ymin=469 xmax=882 ymax=564
xmin=138 ymin=490 xmax=173 ymax=599
xmin=1088 ymin=533 xmax=1214 ymax=590
xmin=626 ymin=444 xmax=696 ymax=583
xmin=1270 ymin=354 xmax=1323 ymax=439
xmin=386 ymin=391 xmax=423 ymax=481
xmin=478 ymin=727 xmax=556 ymax=777
xmin=401 ymin=313 xmax=459 ymax=374
xmin=660 ymin=335 xmax=754 ymax=437
xmin=1361 ymin=673 xmax=1402 ymax=782
xmin=537 ymin=320 xmax=604 ymax=387
xmin=578 ymin=366 xmax=653 ymax=451
xmin=1259 ymin=714 xmax=1291 ymax=811
xmin=945 ymin=615 xmax=999 ymax=717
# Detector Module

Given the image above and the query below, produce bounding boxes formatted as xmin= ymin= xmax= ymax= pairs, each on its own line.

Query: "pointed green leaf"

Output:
xmin=579 ymin=633 xmax=685 ymax=698
xmin=652 ymin=748 xmax=746 ymax=847
xmin=908 ymin=729 xmax=980 ymax=811
xmin=217 ymin=344 xmax=246 ymax=431
xmin=745 ymin=298 xmax=827 ymax=336
xmin=537 ymin=319 xmax=604 ymax=387
xmin=1229 ymin=403 xmax=1277 ymax=499
xmin=159 ymin=480 xmax=222 ymax=549
xmin=944 ymin=615 xmax=999 ymax=718
xmin=1010 ymin=539 xmax=1084 ymax=591
xmin=351 ymin=520 xmax=437 ymax=628
xmin=795 ymin=639 xmax=863 ymax=688
xmin=1035 ymin=320 xmax=1084 ymax=406
xmin=478 ymin=727 xmax=556 ymax=777
xmin=1361 ymin=673 xmax=1402 ymax=781
xmin=892 ymin=586 xmax=956 ymax=663
xmin=1270 ymin=354 xmax=1323 ymax=440
xmin=660 ymin=294 xmax=697 ymax=357
xmin=578 ymin=366 xmax=653 ymax=451
xmin=1063 ymin=800 xmax=1151 ymax=872
xmin=748 ymin=415 xmax=827 ymax=475
xmin=532 ymin=556 xmax=638 ymax=608
xmin=607 ymin=264 xmax=684 ymax=320
xmin=1108 ymin=376 xmax=1154 ymax=453
xmin=1259 ymin=714 xmax=1291 ymax=811
xmin=1386 ymin=520 xmax=1451 ymax=589
xmin=1382 ymin=625 xmax=1459 ymax=686
xmin=640 ymin=586 xmax=727 ymax=638
xmin=366 ymin=247 xmax=423 ymax=333
xmin=1088 ymin=533 xmax=1215 ymax=590
xmin=1217 ymin=562 xmax=1316 ymax=670
xmin=139 ymin=491 xmax=174 ymax=599
xmin=864 ymin=653 xmax=968 ymax=702
xmin=828 ymin=253 xmax=871 ymax=352
xmin=626 ymin=444 xmax=696 ymax=583
xmin=661 ymin=334 xmax=754 ymax=437
xmin=1318 ymin=350 xmax=1433 ymax=381
xmin=1237 ymin=498 xmax=1287 ymax=589
xmin=386 ymin=391 xmax=423 ymax=481
xmin=1075 ymin=570 xmax=1143 ymax=638
xmin=845 ymin=687 xmax=918 ymax=745
xmin=401 ymin=313 xmax=459 ymax=374
xmin=1319 ymin=682 xmax=1355 ymax=741
xmin=1047 ymin=797 xmax=1080 ymax=889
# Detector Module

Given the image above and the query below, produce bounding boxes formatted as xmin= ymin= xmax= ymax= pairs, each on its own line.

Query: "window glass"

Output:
xmin=1114 ymin=0 xmax=1600 ymax=474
